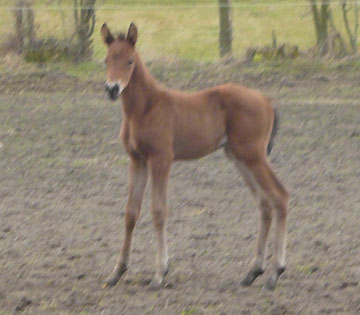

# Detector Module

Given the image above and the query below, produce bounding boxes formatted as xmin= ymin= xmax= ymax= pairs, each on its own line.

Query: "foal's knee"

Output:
xmin=125 ymin=210 xmax=138 ymax=231
xmin=276 ymin=206 xmax=287 ymax=222
xmin=270 ymin=189 xmax=289 ymax=220
xmin=152 ymin=207 xmax=166 ymax=229
xmin=281 ymin=188 xmax=290 ymax=206
xmin=260 ymin=200 xmax=273 ymax=221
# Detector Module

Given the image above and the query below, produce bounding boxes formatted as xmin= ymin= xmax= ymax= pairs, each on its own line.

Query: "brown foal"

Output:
xmin=101 ymin=23 xmax=289 ymax=291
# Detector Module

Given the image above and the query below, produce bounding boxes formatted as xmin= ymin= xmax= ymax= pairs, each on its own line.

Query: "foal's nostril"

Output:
xmin=112 ymin=84 xmax=119 ymax=95
xmin=105 ymin=83 xmax=120 ymax=101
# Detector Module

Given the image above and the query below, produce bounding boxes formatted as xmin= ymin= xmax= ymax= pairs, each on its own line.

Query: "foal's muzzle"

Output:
xmin=105 ymin=83 xmax=120 ymax=101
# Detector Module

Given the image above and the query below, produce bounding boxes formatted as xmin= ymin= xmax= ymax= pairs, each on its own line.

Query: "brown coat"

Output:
xmin=101 ymin=23 xmax=289 ymax=291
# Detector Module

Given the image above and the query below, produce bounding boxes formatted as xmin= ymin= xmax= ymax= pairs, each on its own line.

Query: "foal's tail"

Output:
xmin=267 ymin=108 xmax=279 ymax=155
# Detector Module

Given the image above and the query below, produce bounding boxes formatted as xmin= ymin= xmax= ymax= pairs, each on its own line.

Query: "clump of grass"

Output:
xmin=180 ymin=308 xmax=197 ymax=315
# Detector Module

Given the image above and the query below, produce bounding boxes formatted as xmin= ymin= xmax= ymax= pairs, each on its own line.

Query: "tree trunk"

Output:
xmin=15 ymin=1 xmax=24 ymax=52
xmin=74 ymin=0 xmax=96 ymax=61
xmin=310 ymin=0 xmax=330 ymax=55
xmin=14 ymin=0 xmax=36 ymax=53
xmin=218 ymin=0 xmax=232 ymax=58
xmin=26 ymin=2 xmax=36 ymax=46
xmin=342 ymin=0 xmax=359 ymax=53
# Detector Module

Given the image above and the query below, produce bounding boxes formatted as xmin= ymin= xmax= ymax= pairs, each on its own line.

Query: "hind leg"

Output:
xmin=243 ymin=159 xmax=288 ymax=290
xmin=228 ymin=153 xmax=274 ymax=286
xmin=242 ymin=199 xmax=273 ymax=286
xmin=228 ymin=148 xmax=289 ymax=290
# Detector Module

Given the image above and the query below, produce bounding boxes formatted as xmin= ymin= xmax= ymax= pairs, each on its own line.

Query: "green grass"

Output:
xmin=0 ymin=0 xmax=358 ymax=68
xmin=0 ymin=0 xmax=314 ymax=62
xmin=48 ymin=59 xmax=106 ymax=80
xmin=90 ymin=4 xmax=317 ymax=61
xmin=180 ymin=308 xmax=198 ymax=315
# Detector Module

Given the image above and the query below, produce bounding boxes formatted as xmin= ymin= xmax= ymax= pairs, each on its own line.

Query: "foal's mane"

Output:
xmin=117 ymin=32 xmax=126 ymax=40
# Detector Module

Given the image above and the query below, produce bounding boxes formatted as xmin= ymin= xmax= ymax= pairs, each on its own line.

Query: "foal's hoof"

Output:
xmin=241 ymin=268 xmax=264 ymax=287
xmin=264 ymin=277 xmax=277 ymax=291
xmin=103 ymin=275 xmax=120 ymax=289
xmin=103 ymin=267 xmax=128 ymax=289
xmin=148 ymin=279 xmax=163 ymax=291
xmin=263 ymin=267 xmax=285 ymax=291
xmin=148 ymin=264 xmax=169 ymax=291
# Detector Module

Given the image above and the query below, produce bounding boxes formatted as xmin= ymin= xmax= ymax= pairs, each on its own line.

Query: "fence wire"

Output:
xmin=0 ymin=1 xmax=360 ymax=10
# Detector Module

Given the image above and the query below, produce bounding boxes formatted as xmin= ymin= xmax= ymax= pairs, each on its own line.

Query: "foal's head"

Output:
xmin=101 ymin=23 xmax=138 ymax=101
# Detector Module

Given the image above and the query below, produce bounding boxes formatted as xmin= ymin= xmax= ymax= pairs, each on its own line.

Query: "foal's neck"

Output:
xmin=120 ymin=54 xmax=160 ymax=118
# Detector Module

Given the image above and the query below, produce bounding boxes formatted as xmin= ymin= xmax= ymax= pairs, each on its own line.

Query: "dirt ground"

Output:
xmin=0 ymin=60 xmax=360 ymax=314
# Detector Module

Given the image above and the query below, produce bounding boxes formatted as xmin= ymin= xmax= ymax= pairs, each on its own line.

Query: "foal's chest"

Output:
xmin=121 ymin=119 xmax=169 ymax=158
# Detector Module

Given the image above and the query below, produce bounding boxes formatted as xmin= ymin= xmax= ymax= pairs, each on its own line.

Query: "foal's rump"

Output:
xmin=217 ymin=84 xmax=276 ymax=160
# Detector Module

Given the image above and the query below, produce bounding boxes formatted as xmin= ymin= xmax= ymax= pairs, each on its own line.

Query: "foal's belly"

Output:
xmin=173 ymin=104 xmax=227 ymax=160
xmin=173 ymin=124 xmax=226 ymax=160
xmin=173 ymin=138 xmax=225 ymax=160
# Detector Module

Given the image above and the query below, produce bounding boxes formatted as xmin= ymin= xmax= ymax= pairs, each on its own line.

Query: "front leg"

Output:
xmin=104 ymin=156 xmax=148 ymax=288
xmin=148 ymin=154 xmax=172 ymax=289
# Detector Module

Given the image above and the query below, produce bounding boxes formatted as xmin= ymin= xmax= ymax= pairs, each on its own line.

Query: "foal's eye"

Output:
xmin=128 ymin=60 xmax=134 ymax=66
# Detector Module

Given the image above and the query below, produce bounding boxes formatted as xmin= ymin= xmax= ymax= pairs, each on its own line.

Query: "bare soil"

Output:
xmin=0 ymin=60 xmax=360 ymax=314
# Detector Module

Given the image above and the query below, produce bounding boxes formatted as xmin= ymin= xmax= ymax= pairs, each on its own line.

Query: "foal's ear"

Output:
xmin=101 ymin=23 xmax=115 ymax=46
xmin=126 ymin=22 xmax=138 ymax=46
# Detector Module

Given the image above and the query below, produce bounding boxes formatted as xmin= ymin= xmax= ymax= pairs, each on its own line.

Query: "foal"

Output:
xmin=101 ymin=23 xmax=289 ymax=291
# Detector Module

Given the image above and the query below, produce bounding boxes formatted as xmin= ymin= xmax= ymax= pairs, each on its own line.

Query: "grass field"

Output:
xmin=2 ymin=0 xmax=357 ymax=63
